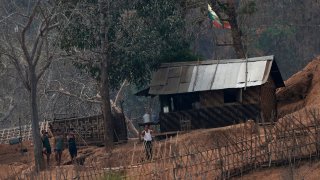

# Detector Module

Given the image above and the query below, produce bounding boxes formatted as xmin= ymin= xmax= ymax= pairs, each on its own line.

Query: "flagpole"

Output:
xmin=243 ymin=40 xmax=248 ymax=90
xmin=245 ymin=55 xmax=248 ymax=90
xmin=192 ymin=58 xmax=200 ymax=91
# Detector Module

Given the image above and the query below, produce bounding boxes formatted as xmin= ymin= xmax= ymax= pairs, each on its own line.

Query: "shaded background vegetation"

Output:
xmin=0 ymin=0 xmax=319 ymax=128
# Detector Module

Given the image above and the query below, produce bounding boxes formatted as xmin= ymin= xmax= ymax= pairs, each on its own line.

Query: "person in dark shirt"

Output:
xmin=67 ymin=131 xmax=77 ymax=162
xmin=54 ymin=129 xmax=64 ymax=166
xmin=41 ymin=130 xmax=52 ymax=167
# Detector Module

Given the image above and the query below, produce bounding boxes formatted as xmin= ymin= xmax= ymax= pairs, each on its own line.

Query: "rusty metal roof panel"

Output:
xmin=150 ymin=68 xmax=168 ymax=86
xmin=162 ymin=77 xmax=180 ymax=94
xmin=167 ymin=67 xmax=182 ymax=78
xmin=180 ymin=66 xmax=194 ymax=83
xmin=178 ymin=83 xmax=191 ymax=93
xmin=149 ymin=85 xmax=164 ymax=95
xmin=148 ymin=55 xmax=284 ymax=95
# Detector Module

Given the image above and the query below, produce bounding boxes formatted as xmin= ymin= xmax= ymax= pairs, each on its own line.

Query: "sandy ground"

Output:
xmin=235 ymin=161 xmax=320 ymax=180
xmin=0 ymin=142 xmax=33 ymax=175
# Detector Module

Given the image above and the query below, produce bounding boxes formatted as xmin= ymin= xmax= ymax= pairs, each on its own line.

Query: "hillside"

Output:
xmin=1 ymin=56 xmax=320 ymax=179
xmin=0 ymin=0 xmax=320 ymax=179
xmin=277 ymin=56 xmax=320 ymax=118
xmin=234 ymin=161 xmax=320 ymax=180
xmin=1 ymin=0 xmax=320 ymax=130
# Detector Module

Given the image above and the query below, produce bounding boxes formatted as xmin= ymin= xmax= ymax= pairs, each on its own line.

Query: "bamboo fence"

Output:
xmin=3 ymin=109 xmax=320 ymax=179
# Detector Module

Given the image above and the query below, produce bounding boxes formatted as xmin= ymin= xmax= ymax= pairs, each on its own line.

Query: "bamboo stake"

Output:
xmin=131 ymin=142 xmax=136 ymax=165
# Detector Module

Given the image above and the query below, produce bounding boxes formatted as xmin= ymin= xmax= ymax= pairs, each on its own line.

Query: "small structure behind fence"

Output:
xmin=0 ymin=113 xmax=128 ymax=145
xmin=0 ymin=121 xmax=48 ymax=144
xmin=50 ymin=113 xmax=127 ymax=145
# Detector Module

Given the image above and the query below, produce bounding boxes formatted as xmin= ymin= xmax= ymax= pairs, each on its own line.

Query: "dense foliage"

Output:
xmin=60 ymin=0 xmax=199 ymax=88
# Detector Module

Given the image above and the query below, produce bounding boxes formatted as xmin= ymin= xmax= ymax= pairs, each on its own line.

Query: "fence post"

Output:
xmin=216 ymin=139 xmax=224 ymax=180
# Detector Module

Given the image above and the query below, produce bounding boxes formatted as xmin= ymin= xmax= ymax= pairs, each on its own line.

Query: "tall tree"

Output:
xmin=59 ymin=0 xmax=197 ymax=148
xmin=98 ymin=0 xmax=114 ymax=149
xmin=210 ymin=0 xmax=246 ymax=58
xmin=0 ymin=0 xmax=65 ymax=171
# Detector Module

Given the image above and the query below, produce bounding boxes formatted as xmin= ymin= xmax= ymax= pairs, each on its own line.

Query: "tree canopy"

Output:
xmin=60 ymin=0 xmax=199 ymax=88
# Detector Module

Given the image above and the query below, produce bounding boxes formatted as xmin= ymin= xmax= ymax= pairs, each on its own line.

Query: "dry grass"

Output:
xmin=2 ymin=109 xmax=320 ymax=179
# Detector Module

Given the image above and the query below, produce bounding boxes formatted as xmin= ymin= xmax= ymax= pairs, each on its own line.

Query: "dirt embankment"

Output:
xmin=277 ymin=56 xmax=320 ymax=118
xmin=0 ymin=140 xmax=107 ymax=176
xmin=0 ymin=142 xmax=33 ymax=177
xmin=234 ymin=161 xmax=320 ymax=180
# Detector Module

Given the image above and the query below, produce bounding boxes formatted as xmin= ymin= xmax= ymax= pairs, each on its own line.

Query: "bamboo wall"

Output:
xmin=0 ymin=121 xmax=49 ymax=144
xmin=51 ymin=113 xmax=127 ymax=145
xmin=51 ymin=115 xmax=105 ymax=145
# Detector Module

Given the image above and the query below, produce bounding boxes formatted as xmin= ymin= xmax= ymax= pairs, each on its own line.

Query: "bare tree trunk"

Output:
xmin=111 ymin=103 xmax=139 ymax=137
xmin=111 ymin=80 xmax=139 ymax=137
xmin=225 ymin=2 xmax=246 ymax=58
xmin=99 ymin=0 xmax=114 ymax=150
xmin=0 ymin=0 xmax=62 ymax=172
xmin=113 ymin=80 xmax=128 ymax=106
xmin=29 ymin=65 xmax=44 ymax=172
xmin=211 ymin=0 xmax=246 ymax=58
xmin=101 ymin=59 xmax=114 ymax=149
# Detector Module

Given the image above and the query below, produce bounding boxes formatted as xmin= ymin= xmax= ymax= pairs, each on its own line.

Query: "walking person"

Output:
xmin=54 ymin=129 xmax=64 ymax=166
xmin=141 ymin=125 xmax=153 ymax=160
xmin=41 ymin=130 xmax=52 ymax=167
xmin=67 ymin=130 xmax=77 ymax=163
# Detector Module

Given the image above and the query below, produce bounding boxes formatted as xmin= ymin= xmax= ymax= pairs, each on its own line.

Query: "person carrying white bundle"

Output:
xmin=141 ymin=125 xmax=153 ymax=160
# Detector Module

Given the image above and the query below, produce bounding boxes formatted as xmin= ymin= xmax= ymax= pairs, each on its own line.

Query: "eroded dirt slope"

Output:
xmin=277 ymin=56 xmax=320 ymax=117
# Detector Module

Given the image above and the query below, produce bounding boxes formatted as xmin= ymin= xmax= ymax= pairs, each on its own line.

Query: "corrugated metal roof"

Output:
xmin=147 ymin=55 xmax=284 ymax=95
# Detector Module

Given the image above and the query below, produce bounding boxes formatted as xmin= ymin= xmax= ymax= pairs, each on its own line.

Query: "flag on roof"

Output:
xmin=208 ymin=4 xmax=231 ymax=29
